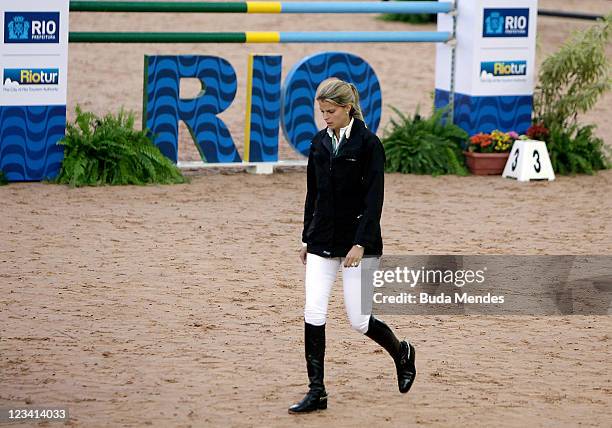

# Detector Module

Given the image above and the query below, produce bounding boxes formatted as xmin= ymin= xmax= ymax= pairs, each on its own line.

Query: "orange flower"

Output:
xmin=468 ymin=132 xmax=495 ymax=152
xmin=469 ymin=133 xmax=492 ymax=146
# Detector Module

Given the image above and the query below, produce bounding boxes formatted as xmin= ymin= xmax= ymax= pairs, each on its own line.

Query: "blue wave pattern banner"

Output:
xmin=281 ymin=52 xmax=382 ymax=156
xmin=144 ymin=55 xmax=240 ymax=163
xmin=434 ymin=89 xmax=532 ymax=135
xmin=0 ymin=105 xmax=65 ymax=181
xmin=246 ymin=55 xmax=282 ymax=162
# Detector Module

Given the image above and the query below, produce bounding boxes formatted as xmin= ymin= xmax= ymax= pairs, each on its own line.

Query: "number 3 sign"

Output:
xmin=502 ymin=139 xmax=555 ymax=181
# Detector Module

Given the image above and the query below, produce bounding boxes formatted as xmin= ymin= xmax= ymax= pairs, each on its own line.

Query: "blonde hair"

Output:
xmin=316 ymin=79 xmax=365 ymax=122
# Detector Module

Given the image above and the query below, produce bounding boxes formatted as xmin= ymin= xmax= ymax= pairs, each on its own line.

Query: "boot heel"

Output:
xmin=318 ymin=397 xmax=328 ymax=410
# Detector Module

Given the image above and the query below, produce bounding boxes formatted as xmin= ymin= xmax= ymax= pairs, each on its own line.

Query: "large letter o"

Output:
xmin=281 ymin=52 xmax=382 ymax=157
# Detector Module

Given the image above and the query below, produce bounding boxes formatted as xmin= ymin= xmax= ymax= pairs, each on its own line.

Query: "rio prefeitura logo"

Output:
xmin=4 ymin=12 xmax=59 ymax=43
xmin=483 ymin=8 xmax=529 ymax=38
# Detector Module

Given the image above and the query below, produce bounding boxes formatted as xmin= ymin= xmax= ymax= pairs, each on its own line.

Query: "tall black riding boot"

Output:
xmin=288 ymin=322 xmax=328 ymax=413
xmin=365 ymin=315 xmax=416 ymax=393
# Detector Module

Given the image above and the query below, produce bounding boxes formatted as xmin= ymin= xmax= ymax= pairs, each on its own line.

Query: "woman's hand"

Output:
xmin=344 ymin=245 xmax=365 ymax=268
xmin=299 ymin=246 xmax=308 ymax=265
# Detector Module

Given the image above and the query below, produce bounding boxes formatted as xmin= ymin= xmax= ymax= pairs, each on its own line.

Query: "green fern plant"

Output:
xmin=382 ymin=107 xmax=468 ymax=176
xmin=546 ymin=123 xmax=610 ymax=175
xmin=55 ymin=106 xmax=186 ymax=187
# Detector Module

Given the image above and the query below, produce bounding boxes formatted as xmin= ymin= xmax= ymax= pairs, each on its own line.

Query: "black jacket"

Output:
xmin=302 ymin=118 xmax=385 ymax=258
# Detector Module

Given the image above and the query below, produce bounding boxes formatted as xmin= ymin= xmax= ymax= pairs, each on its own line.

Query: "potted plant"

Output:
xmin=525 ymin=123 xmax=549 ymax=141
xmin=463 ymin=130 xmax=518 ymax=175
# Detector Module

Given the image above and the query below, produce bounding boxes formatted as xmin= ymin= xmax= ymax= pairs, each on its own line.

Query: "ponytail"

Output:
xmin=348 ymin=83 xmax=365 ymax=123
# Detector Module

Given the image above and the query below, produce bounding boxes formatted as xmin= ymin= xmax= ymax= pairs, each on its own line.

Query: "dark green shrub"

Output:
xmin=55 ymin=106 xmax=186 ymax=187
xmin=532 ymin=14 xmax=611 ymax=174
xmin=0 ymin=170 xmax=7 ymax=185
xmin=546 ymin=123 xmax=610 ymax=175
xmin=379 ymin=0 xmax=436 ymax=24
xmin=382 ymin=107 xmax=468 ymax=176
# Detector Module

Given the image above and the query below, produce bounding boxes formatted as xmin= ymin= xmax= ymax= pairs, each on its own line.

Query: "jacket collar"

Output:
xmin=320 ymin=118 xmax=367 ymax=155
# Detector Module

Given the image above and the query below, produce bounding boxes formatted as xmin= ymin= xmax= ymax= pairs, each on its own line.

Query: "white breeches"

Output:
xmin=304 ymin=253 xmax=380 ymax=333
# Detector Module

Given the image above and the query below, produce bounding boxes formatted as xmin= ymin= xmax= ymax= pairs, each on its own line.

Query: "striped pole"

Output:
xmin=69 ymin=31 xmax=452 ymax=43
xmin=69 ymin=1 xmax=454 ymax=14
xmin=278 ymin=31 xmax=450 ymax=43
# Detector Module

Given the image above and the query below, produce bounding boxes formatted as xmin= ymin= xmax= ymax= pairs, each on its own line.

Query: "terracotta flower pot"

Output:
xmin=463 ymin=151 xmax=510 ymax=175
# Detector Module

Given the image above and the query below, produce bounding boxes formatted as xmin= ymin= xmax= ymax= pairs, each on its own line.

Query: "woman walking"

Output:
xmin=289 ymin=79 xmax=416 ymax=414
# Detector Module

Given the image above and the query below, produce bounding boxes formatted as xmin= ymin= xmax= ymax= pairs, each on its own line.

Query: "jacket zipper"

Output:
xmin=328 ymin=143 xmax=334 ymax=255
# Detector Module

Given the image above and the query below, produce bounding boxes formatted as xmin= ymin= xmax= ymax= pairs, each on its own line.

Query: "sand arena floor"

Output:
xmin=1 ymin=172 xmax=611 ymax=427
xmin=1 ymin=1 xmax=612 ymax=427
